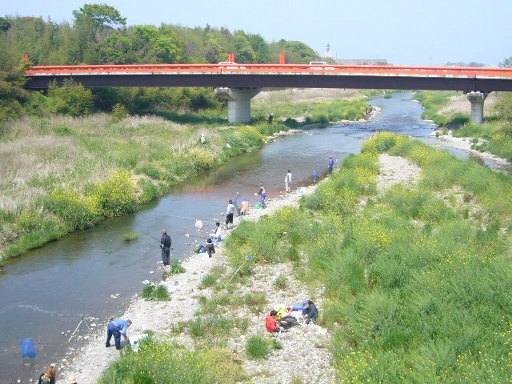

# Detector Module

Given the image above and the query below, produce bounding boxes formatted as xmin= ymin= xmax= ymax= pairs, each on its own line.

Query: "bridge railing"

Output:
xmin=25 ymin=64 xmax=512 ymax=78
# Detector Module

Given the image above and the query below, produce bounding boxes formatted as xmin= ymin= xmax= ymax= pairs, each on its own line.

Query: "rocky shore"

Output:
xmin=58 ymin=183 xmax=327 ymax=384
xmin=57 ymin=148 xmax=429 ymax=384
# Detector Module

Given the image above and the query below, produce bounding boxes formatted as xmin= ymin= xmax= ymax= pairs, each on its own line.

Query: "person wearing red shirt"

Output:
xmin=265 ymin=310 xmax=280 ymax=334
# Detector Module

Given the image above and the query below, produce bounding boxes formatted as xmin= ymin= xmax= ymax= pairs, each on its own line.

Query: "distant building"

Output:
xmin=326 ymin=43 xmax=333 ymax=59
xmin=335 ymin=58 xmax=388 ymax=65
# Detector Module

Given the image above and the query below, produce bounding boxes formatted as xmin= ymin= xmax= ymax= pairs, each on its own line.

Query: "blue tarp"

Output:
xmin=21 ymin=337 xmax=37 ymax=359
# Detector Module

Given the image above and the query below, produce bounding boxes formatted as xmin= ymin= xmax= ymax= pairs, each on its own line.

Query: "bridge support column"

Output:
xmin=466 ymin=91 xmax=487 ymax=125
xmin=215 ymin=87 xmax=261 ymax=123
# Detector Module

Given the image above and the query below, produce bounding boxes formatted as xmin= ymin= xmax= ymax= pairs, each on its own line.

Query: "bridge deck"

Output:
xmin=25 ymin=64 xmax=512 ymax=78
xmin=24 ymin=64 xmax=512 ymax=92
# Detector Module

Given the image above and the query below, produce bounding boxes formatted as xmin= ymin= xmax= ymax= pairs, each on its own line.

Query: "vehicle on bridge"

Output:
xmin=218 ymin=61 xmax=246 ymax=70
xmin=308 ymin=61 xmax=335 ymax=70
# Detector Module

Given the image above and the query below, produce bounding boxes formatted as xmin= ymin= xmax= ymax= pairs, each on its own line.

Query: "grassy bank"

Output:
xmin=0 ymin=94 xmax=370 ymax=263
xmin=0 ymin=114 xmax=285 ymax=261
xmin=223 ymin=132 xmax=512 ymax=382
xmin=95 ymin=132 xmax=511 ymax=383
xmin=415 ymin=91 xmax=512 ymax=161
xmin=414 ymin=91 xmax=470 ymax=128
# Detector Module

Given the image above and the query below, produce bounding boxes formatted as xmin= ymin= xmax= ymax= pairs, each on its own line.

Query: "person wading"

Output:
xmin=285 ymin=170 xmax=292 ymax=193
xmin=160 ymin=229 xmax=172 ymax=266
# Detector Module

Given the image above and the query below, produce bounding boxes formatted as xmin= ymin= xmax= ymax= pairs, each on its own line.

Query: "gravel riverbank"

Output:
xmin=57 ymin=135 xmax=511 ymax=384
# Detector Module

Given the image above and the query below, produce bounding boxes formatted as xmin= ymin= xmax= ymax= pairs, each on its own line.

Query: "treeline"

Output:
xmin=0 ymin=3 xmax=321 ymax=123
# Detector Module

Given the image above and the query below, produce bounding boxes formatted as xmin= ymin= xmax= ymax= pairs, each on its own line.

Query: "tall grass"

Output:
xmin=0 ymin=115 xmax=289 ymax=259
xmin=98 ymin=339 xmax=245 ymax=384
xmin=253 ymin=99 xmax=369 ymax=125
xmin=224 ymin=132 xmax=512 ymax=382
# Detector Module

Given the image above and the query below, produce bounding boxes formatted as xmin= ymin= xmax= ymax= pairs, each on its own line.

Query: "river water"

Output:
xmin=0 ymin=93 xmax=498 ymax=383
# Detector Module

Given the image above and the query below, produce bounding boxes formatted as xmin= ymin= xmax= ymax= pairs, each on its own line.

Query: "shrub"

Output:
xmin=45 ymin=188 xmax=99 ymax=230
xmin=141 ymin=283 xmax=170 ymax=301
xmin=246 ymin=336 xmax=270 ymax=359
xmin=273 ymin=274 xmax=288 ymax=289
xmin=98 ymin=340 xmax=228 ymax=384
xmin=94 ymin=170 xmax=137 ymax=217
xmin=112 ymin=103 xmax=128 ymax=122
xmin=122 ymin=231 xmax=138 ymax=241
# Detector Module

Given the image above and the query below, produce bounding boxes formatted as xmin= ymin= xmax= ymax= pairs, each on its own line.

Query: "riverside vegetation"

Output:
xmin=415 ymin=90 xmax=512 ymax=161
xmin=0 ymin=94 xmax=370 ymax=262
xmin=97 ymin=132 xmax=512 ymax=383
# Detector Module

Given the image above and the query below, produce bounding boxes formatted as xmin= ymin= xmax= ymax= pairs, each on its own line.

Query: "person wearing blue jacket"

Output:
xmin=328 ymin=156 xmax=334 ymax=174
xmin=106 ymin=318 xmax=132 ymax=350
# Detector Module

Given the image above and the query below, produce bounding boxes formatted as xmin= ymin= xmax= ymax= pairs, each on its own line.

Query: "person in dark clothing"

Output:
xmin=106 ymin=318 xmax=132 ymax=350
xmin=197 ymin=238 xmax=215 ymax=258
xmin=302 ymin=300 xmax=318 ymax=324
xmin=328 ymin=156 xmax=334 ymax=174
xmin=38 ymin=364 xmax=56 ymax=384
xmin=226 ymin=199 xmax=235 ymax=229
xmin=205 ymin=238 xmax=215 ymax=257
xmin=160 ymin=229 xmax=171 ymax=266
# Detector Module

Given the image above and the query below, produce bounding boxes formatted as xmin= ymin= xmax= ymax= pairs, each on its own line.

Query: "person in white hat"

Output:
xmin=67 ymin=375 xmax=78 ymax=384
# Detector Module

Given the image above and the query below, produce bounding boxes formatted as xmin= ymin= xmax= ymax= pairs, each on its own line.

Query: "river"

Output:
xmin=0 ymin=92 xmax=500 ymax=383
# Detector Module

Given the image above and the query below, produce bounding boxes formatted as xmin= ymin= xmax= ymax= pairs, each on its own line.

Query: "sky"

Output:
xmin=2 ymin=0 xmax=511 ymax=66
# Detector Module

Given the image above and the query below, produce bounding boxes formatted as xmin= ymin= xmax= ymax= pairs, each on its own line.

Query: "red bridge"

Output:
xmin=25 ymin=63 xmax=512 ymax=122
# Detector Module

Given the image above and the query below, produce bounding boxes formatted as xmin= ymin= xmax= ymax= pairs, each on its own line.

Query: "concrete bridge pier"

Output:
xmin=466 ymin=91 xmax=488 ymax=124
xmin=215 ymin=87 xmax=261 ymax=123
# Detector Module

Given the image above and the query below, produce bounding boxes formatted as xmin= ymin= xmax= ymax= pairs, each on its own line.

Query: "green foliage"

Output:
xmin=499 ymin=56 xmax=512 ymax=67
xmin=414 ymin=91 xmax=468 ymax=128
xmin=48 ymin=79 xmax=93 ymax=117
xmin=141 ymin=283 xmax=170 ymax=301
xmin=272 ymin=274 xmax=288 ymax=289
xmin=45 ymin=188 xmax=99 ymax=230
xmin=169 ymin=259 xmax=185 ymax=274
xmin=111 ymin=103 xmax=128 ymax=122
xmin=253 ymin=99 xmax=369 ymax=124
xmin=246 ymin=335 xmax=271 ymax=359
xmin=223 ymin=133 xmax=512 ymax=382
xmin=94 ymin=170 xmax=136 ymax=217
xmin=122 ymin=231 xmax=138 ymax=241
xmin=98 ymin=340 xmax=243 ymax=384
xmin=200 ymin=269 xmax=222 ymax=289
xmin=73 ymin=3 xmax=126 ymax=29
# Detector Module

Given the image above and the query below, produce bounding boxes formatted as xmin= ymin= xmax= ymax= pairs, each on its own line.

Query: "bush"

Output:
xmin=45 ymin=188 xmax=99 ymax=230
xmin=141 ymin=283 xmax=170 ymax=301
xmin=246 ymin=336 xmax=271 ymax=359
xmin=94 ymin=170 xmax=137 ymax=217
xmin=98 ymin=340 xmax=231 ymax=384
xmin=122 ymin=231 xmax=138 ymax=241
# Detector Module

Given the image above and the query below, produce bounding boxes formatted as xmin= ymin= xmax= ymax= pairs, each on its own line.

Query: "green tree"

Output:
xmin=72 ymin=4 xmax=126 ymax=63
xmin=154 ymin=33 xmax=185 ymax=63
xmin=232 ymin=30 xmax=255 ymax=63
xmin=0 ymin=17 xmax=11 ymax=33
xmin=494 ymin=92 xmax=512 ymax=121
xmin=271 ymin=39 xmax=317 ymax=64
xmin=499 ymin=56 xmax=512 ymax=68
xmin=48 ymin=79 xmax=94 ymax=116
xmin=72 ymin=3 xmax=126 ymax=29
xmin=204 ymin=33 xmax=228 ymax=63
xmin=247 ymin=33 xmax=271 ymax=63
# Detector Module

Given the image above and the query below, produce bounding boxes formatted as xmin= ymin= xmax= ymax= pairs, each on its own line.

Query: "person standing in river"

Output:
xmin=160 ymin=229 xmax=171 ymax=266
xmin=328 ymin=156 xmax=334 ymax=174
xmin=255 ymin=184 xmax=267 ymax=208
xmin=285 ymin=170 xmax=292 ymax=193
xmin=225 ymin=199 xmax=236 ymax=229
